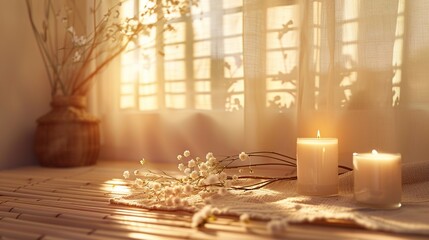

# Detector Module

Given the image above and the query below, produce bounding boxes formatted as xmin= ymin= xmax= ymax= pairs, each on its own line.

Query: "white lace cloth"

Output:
xmin=111 ymin=161 xmax=429 ymax=235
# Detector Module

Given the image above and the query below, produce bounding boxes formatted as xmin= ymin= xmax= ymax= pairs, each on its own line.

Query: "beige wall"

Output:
xmin=0 ymin=0 xmax=51 ymax=169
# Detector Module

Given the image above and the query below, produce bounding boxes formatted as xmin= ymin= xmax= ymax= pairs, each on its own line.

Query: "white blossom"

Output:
xmin=72 ymin=35 xmax=86 ymax=46
xmin=72 ymin=51 xmax=81 ymax=62
xmin=140 ymin=158 xmax=145 ymax=165
xmin=208 ymin=157 xmax=217 ymax=164
xmin=191 ymin=213 xmax=204 ymax=228
xmin=206 ymin=152 xmax=214 ymax=160
xmin=188 ymin=159 xmax=196 ymax=168
xmin=177 ymin=155 xmax=183 ymax=161
xmin=198 ymin=163 xmax=208 ymax=171
xmin=239 ymin=213 xmax=250 ymax=224
xmin=133 ymin=170 xmax=140 ymax=176
xmin=173 ymin=186 xmax=182 ymax=195
xmin=184 ymin=184 xmax=193 ymax=193
xmin=184 ymin=150 xmax=191 ymax=157
xmin=165 ymin=197 xmax=174 ymax=206
xmin=134 ymin=178 xmax=143 ymax=187
xmin=164 ymin=187 xmax=173 ymax=196
xmin=211 ymin=208 xmax=221 ymax=215
xmin=173 ymin=197 xmax=182 ymax=206
xmin=178 ymin=163 xmax=185 ymax=171
xmin=200 ymin=170 xmax=208 ymax=177
xmin=123 ymin=170 xmax=130 ymax=179
xmin=190 ymin=170 xmax=199 ymax=180
xmin=151 ymin=182 xmax=161 ymax=191
xmin=207 ymin=158 xmax=215 ymax=166
xmin=218 ymin=172 xmax=227 ymax=182
xmin=239 ymin=152 xmax=249 ymax=161
xmin=200 ymin=205 xmax=212 ymax=218
xmin=184 ymin=168 xmax=191 ymax=175
xmin=267 ymin=219 xmax=288 ymax=235
xmin=67 ymin=26 xmax=75 ymax=34
xmin=205 ymin=174 xmax=218 ymax=185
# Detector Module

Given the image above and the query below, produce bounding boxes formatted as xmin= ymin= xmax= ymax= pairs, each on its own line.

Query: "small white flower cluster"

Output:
xmin=239 ymin=152 xmax=249 ymax=161
xmin=266 ymin=219 xmax=289 ymax=235
xmin=72 ymin=51 xmax=81 ymax=63
xmin=191 ymin=205 xmax=214 ymax=228
xmin=121 ymin=150 xmax=263 ymax=228
xmin=121 ymin=153 xmax=212 ymax=207
xmin=123 ymin=170 xmax=130 ymax=179
xmin=176 ymin=150 xmax=233 ymax=192
xmin=121 ymin=150 xmax=255 ymax=216
xmin=67 ymin=26 xmax=87 ymax=47
xmin=239 ymin=213 xmax=250 ymax=225
xmin=66 ymin=26 xmax=87 ymax=63
xmin=131 ymin=175 xmax=194 ymax=207
xmin=27 ymin=0 xmax=197 ymax=97
xmin=118 ymin=150 xmax=310 ymax=231
xmin=123 ymin=150 xmax=253 ymax=205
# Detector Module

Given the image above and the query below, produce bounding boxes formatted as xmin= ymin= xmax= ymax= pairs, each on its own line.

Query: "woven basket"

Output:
xmin=34 ymin=96 xmax=100 ymax=167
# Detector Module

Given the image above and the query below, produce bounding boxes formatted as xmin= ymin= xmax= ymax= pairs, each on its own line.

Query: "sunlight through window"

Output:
xmin=339 ymin=0 xmax=359 ymax=108
xmin=119 ymin=0 xmax=243 ymax=112
xmin=312 ymin=1 xmax=322 ymax=109
xmin=103 ymin=179 xmax=131 ymax=195
xmin=222 ymin=1 xmax=244 ymax=112
xmin=266 ymin=3 xmax=299 ymax=112
xmin=391 ymin=0 xmax=404 ymax=107
xmin=120 ymin=1 xmax=159 ymax=110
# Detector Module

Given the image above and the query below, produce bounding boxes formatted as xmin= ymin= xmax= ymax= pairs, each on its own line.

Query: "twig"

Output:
xmin=224 ymin=163 xmax=296 ymax=169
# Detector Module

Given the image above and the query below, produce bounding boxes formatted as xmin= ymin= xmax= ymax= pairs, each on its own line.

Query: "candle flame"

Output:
xmin=317 ymin=130 xmax=321 ymax=139
xmin=372 ymin=149 xmax=378 ymax=155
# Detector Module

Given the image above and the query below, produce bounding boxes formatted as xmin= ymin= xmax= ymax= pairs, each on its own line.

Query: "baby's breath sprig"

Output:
xmin=26 ymin=0 xmax=198 ymax=97
xmin=120 ymin=150 xmax=353 ymax=229
xmin=122 ymin=150 xmax=353 ymax=207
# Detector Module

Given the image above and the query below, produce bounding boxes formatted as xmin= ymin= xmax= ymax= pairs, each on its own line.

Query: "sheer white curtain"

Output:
xmin=93 ymin=0 xmax=429 ymax=166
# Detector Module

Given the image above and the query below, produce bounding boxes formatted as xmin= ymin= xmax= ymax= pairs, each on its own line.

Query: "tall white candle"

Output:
xmin=297 ymin=131 xmax=338 ymax=196
xmin=353 ymin=150 xmax=402 ymax=209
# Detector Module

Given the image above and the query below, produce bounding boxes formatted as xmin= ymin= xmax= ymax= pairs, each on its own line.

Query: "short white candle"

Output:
xmin=297 ymin=131 xmax=338 ymax=196
xmin=353 ymin=150 xmax=402 ymax=209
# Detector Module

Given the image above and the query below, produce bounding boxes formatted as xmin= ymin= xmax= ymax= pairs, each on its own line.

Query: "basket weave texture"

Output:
xmin=35 ymin=96 xmax=100 ymax=167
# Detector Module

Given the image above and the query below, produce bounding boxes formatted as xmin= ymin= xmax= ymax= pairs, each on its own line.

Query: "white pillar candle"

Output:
xmin=353 ymin=150 xmax=402 ymax=209
xmin=297 ymin=131 xmax=338 ymax=196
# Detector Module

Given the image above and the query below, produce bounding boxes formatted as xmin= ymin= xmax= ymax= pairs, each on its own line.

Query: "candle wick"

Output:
xmin=317 ymin=130 xmax=321 ymax=139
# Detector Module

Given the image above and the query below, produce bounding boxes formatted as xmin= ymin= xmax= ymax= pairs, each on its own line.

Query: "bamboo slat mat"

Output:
xmin=0 ymin=161 xmax=426 ymax=240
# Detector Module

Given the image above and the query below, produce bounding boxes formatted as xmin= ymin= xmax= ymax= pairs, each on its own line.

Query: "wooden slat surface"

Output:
xmin=0 ymin=161 xmax=426 ymax=240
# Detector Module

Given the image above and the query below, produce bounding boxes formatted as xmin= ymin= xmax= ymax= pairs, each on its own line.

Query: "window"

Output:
xmin=119 ymin=0 xmax=403 ymax=112
xmin=119 ymin=0 xmax=305 ymax=113
xmin=119 ymin=0 xmax=244 ymax=112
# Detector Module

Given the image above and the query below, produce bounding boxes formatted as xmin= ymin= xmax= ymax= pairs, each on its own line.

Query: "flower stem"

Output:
xmin=224 ymin=163 xmax=296 ymax=169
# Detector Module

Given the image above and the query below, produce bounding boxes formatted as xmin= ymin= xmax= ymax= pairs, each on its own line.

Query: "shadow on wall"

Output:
xmin=0 ymin=1 xmax=51 ymax=169
xmin=100 ymin=111 xmax=244 ymax=162
xmin=338 ymin=47 xmax=429 ymax=165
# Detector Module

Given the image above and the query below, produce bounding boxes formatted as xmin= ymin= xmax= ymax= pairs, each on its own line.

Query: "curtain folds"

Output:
xmin=94 ymin=0 xmax=429 ymax=165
